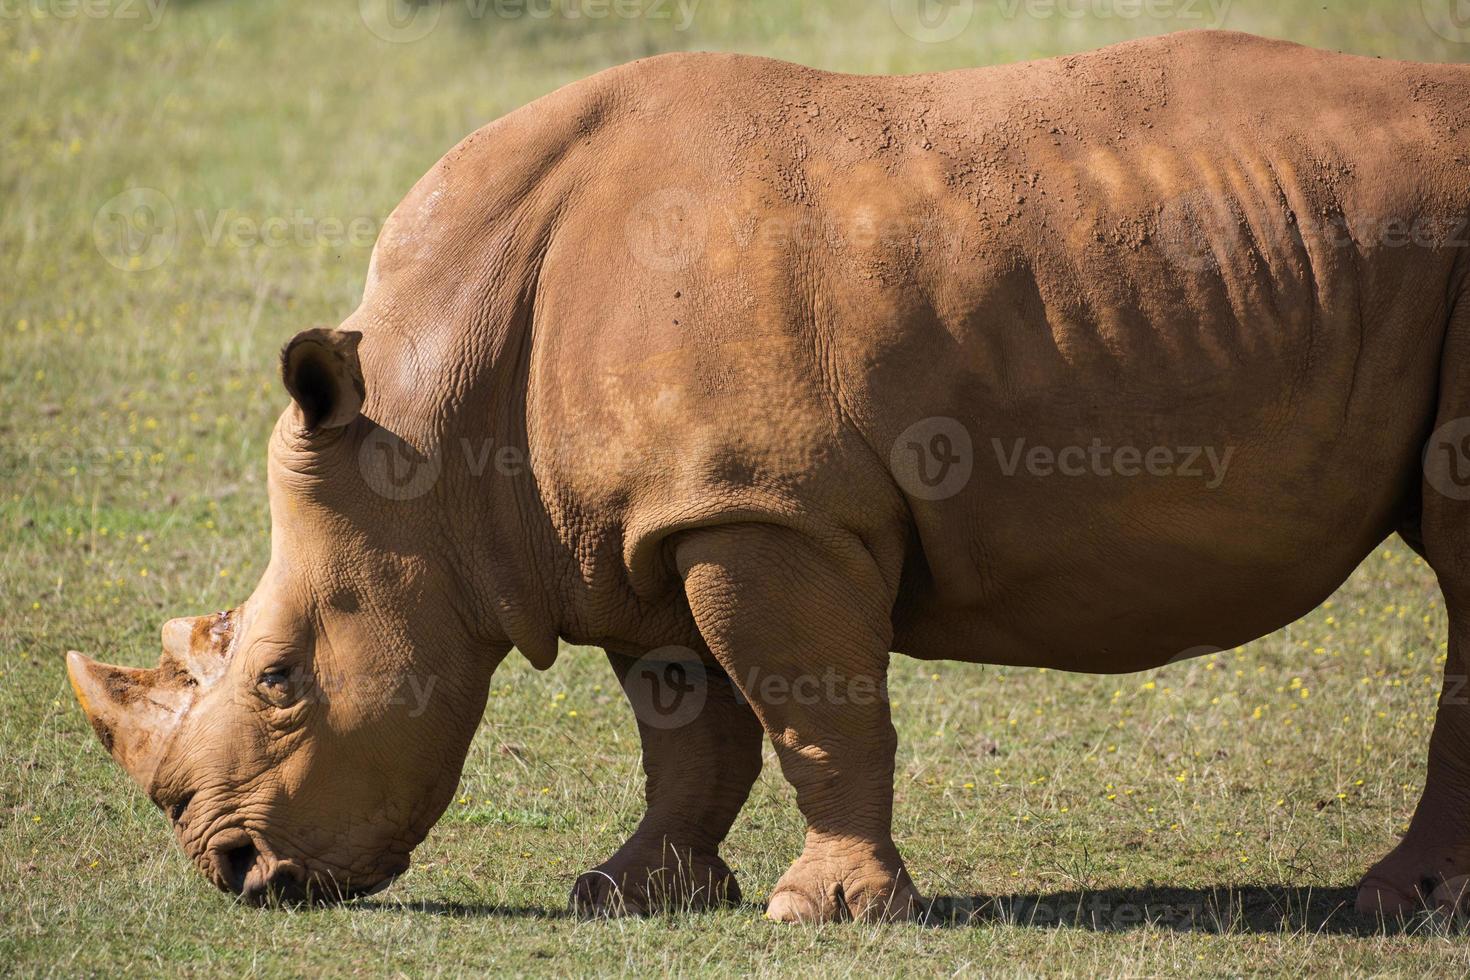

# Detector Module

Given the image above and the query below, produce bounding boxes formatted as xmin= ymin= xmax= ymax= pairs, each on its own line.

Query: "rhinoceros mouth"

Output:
xmin=200 ymin=826 xmax=408 ymax=906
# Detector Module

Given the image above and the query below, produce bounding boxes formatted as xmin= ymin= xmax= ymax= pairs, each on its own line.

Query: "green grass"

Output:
xmin=5 ymin=1 xmax=1470 ymax=974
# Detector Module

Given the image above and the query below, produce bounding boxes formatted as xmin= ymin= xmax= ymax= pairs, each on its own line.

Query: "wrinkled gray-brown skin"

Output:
xmin=69 ymin=31 xmax=1470 ymax=919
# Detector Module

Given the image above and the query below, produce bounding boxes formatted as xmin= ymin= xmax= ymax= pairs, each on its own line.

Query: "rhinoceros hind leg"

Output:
xmin=678 ymin=524 xmax=923 ymax=923
xmin=1356 ymin=617 xmax=1470 ymax=919
xmin=1358 ymin=383 xmax=1470 ymax=920
xmin=570 ymin=648 xmax=762 ymax=917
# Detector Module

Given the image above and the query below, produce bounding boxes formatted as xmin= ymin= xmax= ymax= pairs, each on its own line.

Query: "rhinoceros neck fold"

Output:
xmin=343 ymin=264 xmax=564 ymax=669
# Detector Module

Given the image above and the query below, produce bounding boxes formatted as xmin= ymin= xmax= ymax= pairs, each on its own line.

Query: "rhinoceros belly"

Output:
xmin=879 ymin=228 xmax=1446 ymax=673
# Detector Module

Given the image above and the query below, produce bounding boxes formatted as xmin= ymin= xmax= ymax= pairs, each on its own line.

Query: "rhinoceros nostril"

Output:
xmin=242 ymin=864 xmax=309 ymax=906
xmin=268 ymin=866 xmax=308 ymax=904
xmin=221 ymin=842 xmax=258 ymax=894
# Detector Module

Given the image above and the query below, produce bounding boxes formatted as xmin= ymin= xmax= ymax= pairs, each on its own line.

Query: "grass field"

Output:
xmin=5 ymin=0 xmax=1470 ymax=975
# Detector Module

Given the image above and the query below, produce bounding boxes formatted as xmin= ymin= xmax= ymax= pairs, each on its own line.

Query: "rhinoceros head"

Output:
xmin=67 ymin=327 xmax=503 ymax=904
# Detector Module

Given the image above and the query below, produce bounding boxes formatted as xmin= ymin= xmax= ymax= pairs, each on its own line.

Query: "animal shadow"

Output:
xmin=923 ymin=885 xmax=1442 ymax=935
xmin=357 ymin=886 xmax=1456 ymax=933
xmin=355 ymin=899 xmax=571 ymax=921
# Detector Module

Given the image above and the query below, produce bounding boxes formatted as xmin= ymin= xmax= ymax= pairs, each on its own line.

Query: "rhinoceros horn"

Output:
xmin=67 ymin=613 xmax=232 ymax=792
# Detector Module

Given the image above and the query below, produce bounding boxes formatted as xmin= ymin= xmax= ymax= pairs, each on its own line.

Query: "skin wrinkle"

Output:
xmin=66 ymin=31 xmax=1470 ymax=920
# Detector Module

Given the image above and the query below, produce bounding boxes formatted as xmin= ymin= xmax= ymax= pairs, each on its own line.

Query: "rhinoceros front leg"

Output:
xmin=677 ymin=524 xmax=922 ymax=923
xmin=570 ymin=648 xmax=763 ymax=916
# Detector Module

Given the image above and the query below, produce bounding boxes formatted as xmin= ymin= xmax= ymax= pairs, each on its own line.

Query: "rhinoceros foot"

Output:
xmin=569 ymin=840 xmax=740 ymax=918
xmin=1356 ymin=840 xmax=1470 ymax=922
xmin=764 ymin=837 xmax=923 ymax=924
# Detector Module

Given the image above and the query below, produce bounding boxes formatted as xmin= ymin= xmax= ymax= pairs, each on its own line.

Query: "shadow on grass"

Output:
xmin=924 ymin=885 xmax=1408 ymax=935
xmin=354 ymin=899 xmax=571 ymax=920
xmin=358 ymin=886 xmax=1451 ymax=934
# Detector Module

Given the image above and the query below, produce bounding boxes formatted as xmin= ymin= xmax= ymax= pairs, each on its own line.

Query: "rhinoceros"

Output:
xmin=68 ymin=29 xmax=1470 ymax=920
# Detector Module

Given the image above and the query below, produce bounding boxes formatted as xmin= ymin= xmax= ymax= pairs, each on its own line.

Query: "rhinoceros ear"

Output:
xmin=281 ymin=328 xmax=365 ymax=431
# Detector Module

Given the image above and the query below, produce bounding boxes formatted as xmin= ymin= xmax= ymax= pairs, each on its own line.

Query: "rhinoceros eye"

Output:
xmin=168 ymin=791 xmax=195 ymax=825
xmin=257 ymin=667 xmax=295 ymax=706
